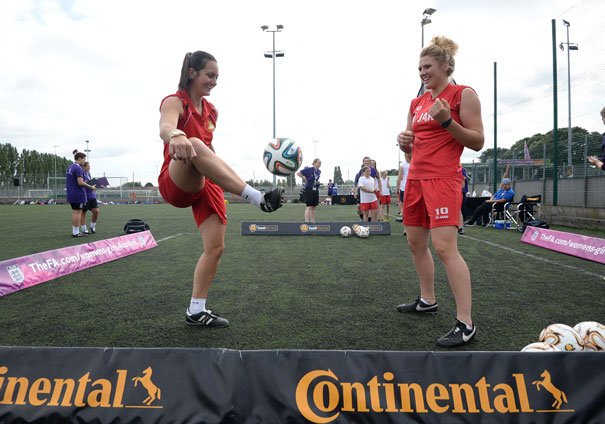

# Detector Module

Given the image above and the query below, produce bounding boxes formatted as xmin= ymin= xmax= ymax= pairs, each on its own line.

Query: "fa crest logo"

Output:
xmin=300 ymin=224 xmax=309 ymax=232
xmin=132 ymin=366 xmax=161 ymax=406
xmin=6 ymin=265 xmax=25 ymax=284
xmin=531 ymin=230 xmax=539 ymax=241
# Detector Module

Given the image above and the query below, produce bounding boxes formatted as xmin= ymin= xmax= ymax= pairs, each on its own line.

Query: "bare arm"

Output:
xmin=430 ymin=88 xmax=485 ymax=152
xmin=77 ymin=176 xmax=96 ymax=191
xmin=159 ymin=97 xmax=197 ymax=161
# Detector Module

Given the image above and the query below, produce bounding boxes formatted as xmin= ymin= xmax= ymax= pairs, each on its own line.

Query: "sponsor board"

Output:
xmin=241 ymin=222 xmax=391 ymax=236
xmin=521 ymin=227 xmax=605 ymax=264
xmin=0 ymin=231 xmax=158 ymax=297
xmin=0 ymin=347 xmax=603 ymax=423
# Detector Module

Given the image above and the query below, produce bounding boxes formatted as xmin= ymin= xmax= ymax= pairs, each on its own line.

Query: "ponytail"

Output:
xmin=73 ymin=150 xmax=86 ymax=160
xmin=177 ymin=51 xmax=217 ymax=91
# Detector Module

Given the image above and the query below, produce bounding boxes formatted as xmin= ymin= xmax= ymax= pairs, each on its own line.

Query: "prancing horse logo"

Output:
xmin=132 ymin=366 xmax=161 ymax=406
xmin=532 ymin=370 xmax=568 ymax=409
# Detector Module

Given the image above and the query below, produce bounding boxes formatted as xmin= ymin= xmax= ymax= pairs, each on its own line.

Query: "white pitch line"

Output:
xmin=155 ymin=233 xmax=186 ymax=243
xmin=463 ymin=234 xmax=605 ymax=280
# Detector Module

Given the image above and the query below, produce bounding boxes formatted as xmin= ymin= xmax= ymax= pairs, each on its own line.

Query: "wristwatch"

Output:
xmin=168 ymin=129 xmax=187 ymax=139
xmin=441 ymin=118 xmax=453 ymax=129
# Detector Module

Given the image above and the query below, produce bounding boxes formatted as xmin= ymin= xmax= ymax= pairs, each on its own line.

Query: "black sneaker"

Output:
xmin=90 ymin=228 xmax=96 ymax=234
xmin=186 ymin=309 xmax=230 ymax=328
xmin=397 ymin=297 xmax=438 ymax=314
xmin=72 ymin=233 xmax=85 ymax=238
xmin=463 ymin=221 xmax=474 ymax=227
xmin=83 ymin=230 xmax=90 ymax=235
xmin=458 ymin=227 xmax=464 ymax=235
xmin=260 ymin=187 xmax=283 ymax=212
xmin=437 ymin=319 xmax=476 ymax=347
xmin=395 ymin=216 xmax=403 ymax=222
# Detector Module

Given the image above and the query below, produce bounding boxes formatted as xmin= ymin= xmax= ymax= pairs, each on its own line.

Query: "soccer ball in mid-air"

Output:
xmin=340 ymin=226 xmax=352 ymax=238
xmin=573 ymin=321 xmax=605 ymax=351
xmin=263 ymin=138 xmax=302 ymax=176
xmin=356 ymin=226 xmax=370 ymax=238
xmin=539 ymin=323 xmax=584 ymax=351
xmin=521 ymin=342 xmax=557 ymax=352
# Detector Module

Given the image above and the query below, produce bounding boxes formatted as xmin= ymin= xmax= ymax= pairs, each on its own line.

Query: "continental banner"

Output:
xmin=0 ymin=347 xmax=604 ymax=423
xmin=241 ymin=221 xmax=391 ymax=236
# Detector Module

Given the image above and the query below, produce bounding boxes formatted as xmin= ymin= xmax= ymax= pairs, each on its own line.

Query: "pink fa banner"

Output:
xmin=521 ymin=227 xmax=605 ymax=264
xmin=0 ymin=231 xmax=157 ymax=298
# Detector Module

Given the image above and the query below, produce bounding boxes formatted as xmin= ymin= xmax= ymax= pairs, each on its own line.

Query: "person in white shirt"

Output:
xmin=379 ymin=170 xmax=392 ymax=219
xmin=357 ymin=166 xmax=378 ymax=222
xmin=396 ymin=152 xmax=411 ymax=230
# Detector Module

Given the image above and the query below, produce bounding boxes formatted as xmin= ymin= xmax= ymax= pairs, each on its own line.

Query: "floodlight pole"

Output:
xmin=418 ymin=8 xmax=436 ymax=96
xmin=85 ymin=140 xmax=91 ymax=162
xmin=262 ymin=25 xmax=285 ymax=187
xmin=560 ymin=20 xmax=577 ymax=169
xmin=53 ymin=145 xmax=58 ymax=197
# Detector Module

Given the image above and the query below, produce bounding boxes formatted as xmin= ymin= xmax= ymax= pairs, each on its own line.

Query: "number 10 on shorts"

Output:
xmin=435 ymin=207 xmax=449 ymax=220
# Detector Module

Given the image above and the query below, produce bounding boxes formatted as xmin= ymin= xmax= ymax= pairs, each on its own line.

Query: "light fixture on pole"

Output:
xmin=261 ymin=24 xmax=285 ymax=187
xmin=418 ymin=8 xmax=436 ymax=96
xmin=313 ymin=140 xmax=319 ymax=157
xmin=559 ymin=19 xmax=578 ymax=169
xmin=421 ymin=8 xmax=436 ymax=49
xmin=84 ymin=140 xmax=91 ymax=162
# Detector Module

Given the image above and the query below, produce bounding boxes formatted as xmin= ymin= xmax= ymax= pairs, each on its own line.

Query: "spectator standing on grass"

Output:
xmin=379 ymin=170 xmax=391 ymax=219
xmin=80 ymin=162 xmax=100 ymax=235
xmin=357 ymin=166 xmax=378 ymax=222
xmin=66 ymin=150 xmax=95 ymax=238
xmin=587 ymin=106 xmax=605 ymax=171
xmin=296 ymin=158 xmax=322 ymax=223
xmin=158 ymin=51 xmax=283 ymax=328
xmin=396 ymin=36 xmax=485 ymax=347
xmin=396 ymin=152 xmax=411 ymax=231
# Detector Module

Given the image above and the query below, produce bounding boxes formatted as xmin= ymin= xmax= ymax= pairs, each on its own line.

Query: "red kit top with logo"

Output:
xmin=408 ymin=84 xmax=474 ymax=180
xmin=159 ymin=89 xmax=218 ymax=179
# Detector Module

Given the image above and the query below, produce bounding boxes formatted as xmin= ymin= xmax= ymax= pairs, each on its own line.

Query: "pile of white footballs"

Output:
xmin=521 ymin=321 xmax=605 ymax=352
xmin=340 ymin=224 xmax=369 ymax=239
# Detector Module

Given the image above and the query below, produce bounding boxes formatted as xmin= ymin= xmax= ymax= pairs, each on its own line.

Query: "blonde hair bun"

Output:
xmin=430 ymin=36 xmax=458 ymax=57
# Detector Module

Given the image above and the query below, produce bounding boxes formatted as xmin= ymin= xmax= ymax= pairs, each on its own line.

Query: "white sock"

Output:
xmin=420 ymin=297 xmax=436 ymax=305
xmin=80 ymin=225 xmax=87 ymax=232
xmin=189 ymin=298 xmax=206 ymax=314
xmin=72 ymin=226 xmax=80 ymax=236
xmin=91 ymin=222 xmax=96 ymax=230
xmin=240 ymin=184 xmax=263 ymax=207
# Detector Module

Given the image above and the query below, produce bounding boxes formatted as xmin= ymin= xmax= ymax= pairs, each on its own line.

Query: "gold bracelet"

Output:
xmin=168 ymin=129 xmax=187 ymax=139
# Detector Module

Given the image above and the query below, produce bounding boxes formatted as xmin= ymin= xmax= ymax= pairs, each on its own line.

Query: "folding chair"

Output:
xmin=489 ymin=201 xmax=515 ymax=229
xmin=512 ymin=195 xmax=542 ymax=231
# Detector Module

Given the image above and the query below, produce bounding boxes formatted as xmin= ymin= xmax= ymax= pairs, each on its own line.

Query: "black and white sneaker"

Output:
xmin=260 ymin=187 xmax=283 ymax=212
xmin=396 ymin=297 xmax=438 ymax=314
xmin=90 ymin=228 xmax=96 ymax=234
xmin=72 ymin=233 xmax=85 ymax=238
xmin=463 ymin=221 xmax=475 ymax=227
xmin=437 ymin=319 xmax=476 ymax=347
xmin=186 ymin=309 xmax=230 ymax=328
xmin=458 ymin=227 xmax=465 ymax=235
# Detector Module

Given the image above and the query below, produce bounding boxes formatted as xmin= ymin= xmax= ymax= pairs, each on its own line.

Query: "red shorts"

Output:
xmin=159 ymin=171 xmax=226 ymax=227
xmin=359 ymin=200 xmax=379 ymax=211
xmin=380 ymin=195 xmax=391 ymax=205
xmin=403 ymin=179 xmax=461 ymax=229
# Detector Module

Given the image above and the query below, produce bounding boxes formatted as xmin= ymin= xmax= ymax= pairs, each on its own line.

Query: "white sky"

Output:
xmin=1 ymin=0 xmax=603 ymax=186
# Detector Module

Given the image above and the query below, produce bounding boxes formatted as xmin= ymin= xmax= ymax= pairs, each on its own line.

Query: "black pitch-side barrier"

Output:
xmin=0 ymin=346 xmax=604 ymax=423
xmin=241 ymin=221 xmax=391 ymax=236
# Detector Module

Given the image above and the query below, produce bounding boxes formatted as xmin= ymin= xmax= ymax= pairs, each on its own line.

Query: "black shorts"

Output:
xmin=70 ymin=202 xmax=85 ymax=210
xmin=305 ymin=189 xmax=319 ymax=207
xmin=399 ymin=190 xmax=405 ymax=202
xmin=83 ymin=198 xmax=99 ymax=211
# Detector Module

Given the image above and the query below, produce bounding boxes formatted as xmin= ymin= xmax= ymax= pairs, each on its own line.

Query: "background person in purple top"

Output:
xmin=66 ymin=150 xmax=95 ymax=237
xmin=80 ymin=161 xmax=100 ymax=235
xmin=296 ymin=158 xmax=322 ymax=222
xmin=464 ymin=177 xmax=514 ymax=227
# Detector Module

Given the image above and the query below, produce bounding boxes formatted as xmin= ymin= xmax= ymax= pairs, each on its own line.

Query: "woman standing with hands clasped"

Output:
xmin=396 ymin=36 xmax=484 ymax=347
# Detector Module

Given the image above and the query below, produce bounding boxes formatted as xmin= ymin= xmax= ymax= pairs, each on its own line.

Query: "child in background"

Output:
xmin=357 ymin=166 xmax=378 ymax=222
xmin=379 ymin=170 xmax=391 ymax=219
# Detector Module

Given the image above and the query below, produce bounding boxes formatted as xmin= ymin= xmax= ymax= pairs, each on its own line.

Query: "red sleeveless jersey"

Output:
xmin=159 ymin=89 xmax=218 ymax=178
xmin=408 ymin=84 xmax=473 ymax=180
